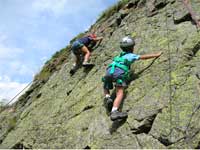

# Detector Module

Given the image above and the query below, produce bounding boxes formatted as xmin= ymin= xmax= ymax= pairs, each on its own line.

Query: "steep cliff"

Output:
xmin=1 ymin=0 xmax=200 ymax=148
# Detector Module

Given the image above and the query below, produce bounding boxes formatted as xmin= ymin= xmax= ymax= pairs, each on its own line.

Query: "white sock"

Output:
xmin=83 ymin=61 xmax=88 ymax=64
xmin=105 ymin=94 xmax=110 ymax=98
xmin=111 ymin=107 xmax=118 ymax=112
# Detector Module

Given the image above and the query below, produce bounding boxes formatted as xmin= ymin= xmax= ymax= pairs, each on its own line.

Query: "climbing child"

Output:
xmin=70 ymin=34 xmax=103 ymax=75
xmin=102 ymin=36 xmax=162 ymax=121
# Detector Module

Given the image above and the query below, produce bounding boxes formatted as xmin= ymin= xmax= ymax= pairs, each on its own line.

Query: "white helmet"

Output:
xmin=120 ymin=36 xmax=135 ymax=51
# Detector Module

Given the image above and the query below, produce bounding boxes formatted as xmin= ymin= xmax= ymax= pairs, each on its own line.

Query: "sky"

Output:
xmin=0 ymin=0 xmax=119 ymax=103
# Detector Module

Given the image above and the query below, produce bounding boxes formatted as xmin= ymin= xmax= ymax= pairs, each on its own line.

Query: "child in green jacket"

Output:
xmin=102 ymin=36 xmax=162 ymax=121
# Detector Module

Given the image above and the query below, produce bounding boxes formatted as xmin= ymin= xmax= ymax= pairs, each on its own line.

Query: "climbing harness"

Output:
xmin=108 ymin=52 xmax=131 ymax=74
xmin=102 ymin=52 xmax=132 ymax=87
xmin=109 ymin=52 xmax=132 ymax=80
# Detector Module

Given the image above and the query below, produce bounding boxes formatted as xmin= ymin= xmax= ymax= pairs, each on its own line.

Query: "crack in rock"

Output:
xmin=82 ymin=105 xmax=94 ymax=112
xmin=174 ymin=13 xmax=192 ymax=24
xmin=184 ymin=42 xmax=200 ymax=61
xmin=11 ymin=142 xmax=32 ymax=149
xmin=84 ymin=145 xmax=91 ymax=149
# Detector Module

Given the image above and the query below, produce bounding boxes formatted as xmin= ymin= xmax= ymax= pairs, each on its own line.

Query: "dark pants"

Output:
xmin=103 ymin=67 xmax=127 ymax=90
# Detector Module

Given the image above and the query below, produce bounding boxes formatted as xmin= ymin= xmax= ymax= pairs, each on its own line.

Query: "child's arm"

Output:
xmin=92 ymin=37 xmax=103 ymax=42
xmin=139 ymin=52 xmax=162 ymax=60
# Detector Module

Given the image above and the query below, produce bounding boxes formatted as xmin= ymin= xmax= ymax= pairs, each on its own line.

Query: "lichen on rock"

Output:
xmin=1 ymin=0 xmax=200 ymax=149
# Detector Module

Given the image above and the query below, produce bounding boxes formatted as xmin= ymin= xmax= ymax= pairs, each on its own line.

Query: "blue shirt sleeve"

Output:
xmin=122 ymin=53 xmax=140 ymax=62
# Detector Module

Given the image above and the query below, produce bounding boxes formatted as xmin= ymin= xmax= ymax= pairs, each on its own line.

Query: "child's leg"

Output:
xmin=110 ymin=86 xmax=127 ymax=121
xmin=103 ymin=76 xmax=113 ymax=98
xmin=104 ymin=88 xmax=110 ymax=97
xmin=80 ymin=46 xmax=91 ymax=63
xmin=72 ymin=52 xmax=81 ymax=69
xmin=104 ymin=88 xmax=110 ymax=98
xmin=74 ymin=54 xmax=81 ymax=66
xmin=112 ymin=86 xmax=124 ymax=111
xmin=103 ymin=86 xmax=113 ymax=111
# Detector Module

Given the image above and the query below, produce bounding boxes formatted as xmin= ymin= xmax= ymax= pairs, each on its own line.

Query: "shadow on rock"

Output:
xmin=83 ymin=65 xmax=94 ymax=74
xmin=109 ymin=117 xmax=127 ymax=134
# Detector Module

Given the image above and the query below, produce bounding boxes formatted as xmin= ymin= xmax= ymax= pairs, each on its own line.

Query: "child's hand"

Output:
xmin=99 ymin=37 xmax=103 ymax=40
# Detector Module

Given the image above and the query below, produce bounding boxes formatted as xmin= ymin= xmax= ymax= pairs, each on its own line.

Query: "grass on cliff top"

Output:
xmin=34 ymin=46 xmax=70 ymax=82
xmin=96 ymin=0 xmax=130 ymax=23
xmin=0 ymin=101 xmax=9 ymax=112
xmin=70 ymin=32 xmax=86 ymax=44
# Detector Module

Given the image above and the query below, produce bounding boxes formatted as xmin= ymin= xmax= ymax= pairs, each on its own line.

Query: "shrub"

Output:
xmin=97 ymin=0 xmax=130 ymax=23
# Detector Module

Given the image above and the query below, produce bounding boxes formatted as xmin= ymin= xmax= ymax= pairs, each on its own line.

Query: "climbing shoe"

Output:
xmin=104 ymin=96 xmax=113 ymax=111
xmin=82 ymin=62 xmax=94 ymax=67
xmin=110 ymin=110 xmax=128 ymax=121
xmin=70 ymin=64 xmax=80 ymax=75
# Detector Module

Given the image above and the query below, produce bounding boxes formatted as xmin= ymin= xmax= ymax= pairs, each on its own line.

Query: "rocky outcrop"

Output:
xmin=0 ymin=0 xmax=200 ymax=148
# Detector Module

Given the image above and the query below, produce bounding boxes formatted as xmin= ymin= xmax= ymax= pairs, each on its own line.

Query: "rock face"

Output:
xmin=1 ymin=0 xmax=200 ymax=148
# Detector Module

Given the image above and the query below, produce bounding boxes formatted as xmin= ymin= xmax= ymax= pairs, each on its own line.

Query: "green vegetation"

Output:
xmin=97 ymin=0 xmax=130 ymax=23
xmin=0 ymin=101 xmax=8 ymax=112
xmin=34 ymin=46 xmax=70 ymax=82
xmin=70 ymin=32 xmax=86 ymax=44
xmin=7 ymin=116 xmax=17 ymax=132
xmin=0 ymin=101 xmax=5 ymax=107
